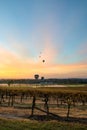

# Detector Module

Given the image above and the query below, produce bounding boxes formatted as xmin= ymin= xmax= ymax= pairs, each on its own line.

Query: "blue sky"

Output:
xmin=0 ymin=0 xmax=87 ymax=78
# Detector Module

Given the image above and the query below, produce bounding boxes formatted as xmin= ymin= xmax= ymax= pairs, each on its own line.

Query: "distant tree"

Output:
xmin=7 ymin=80 xmax=13 ymax=86
xmin=34 ymin=74 xmax=39 ymax=80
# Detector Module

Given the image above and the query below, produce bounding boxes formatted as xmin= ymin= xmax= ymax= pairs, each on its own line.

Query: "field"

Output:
xmin=0 ymin=84 xmax=87 ymax=129
xmin=0 ymin=118 xmax=87 ymax=130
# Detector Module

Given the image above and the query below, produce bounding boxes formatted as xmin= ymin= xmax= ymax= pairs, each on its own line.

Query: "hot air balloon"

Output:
xmin=42 ymin=60 xmax=45 ymax=63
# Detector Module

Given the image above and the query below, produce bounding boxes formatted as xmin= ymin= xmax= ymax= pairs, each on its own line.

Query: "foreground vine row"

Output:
xmin=0 ymin=85 xmax=87 ymax=119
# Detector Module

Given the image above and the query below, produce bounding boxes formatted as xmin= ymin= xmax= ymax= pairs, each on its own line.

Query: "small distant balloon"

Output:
xmin=38 ymin=52 xmax=45 ymax=63
xmin=42 ymin=60 xmax=45 ymax=63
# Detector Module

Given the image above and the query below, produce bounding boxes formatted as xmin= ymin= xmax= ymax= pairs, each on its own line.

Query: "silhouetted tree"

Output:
xmin=7 ymin=80 xmax=13 ymax=86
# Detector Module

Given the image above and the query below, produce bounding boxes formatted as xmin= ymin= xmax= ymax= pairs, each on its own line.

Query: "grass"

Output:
xmin=67 ymin=84 xmax=86 ymax=87
xmin=0 ymin=118 xmax=87 ymax=130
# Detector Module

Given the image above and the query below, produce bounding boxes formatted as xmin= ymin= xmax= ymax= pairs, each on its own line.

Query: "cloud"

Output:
xmin=73 ymin=41 xmax=87 ymax=64
xmin=5 ymin=34 xmax=31 ymax=59
xmin=0 ymin=36 xmax=87 ymax=79
xmin=39 ymin=63 xmax=87 ymax=78
xmin=77 ymin=42 xmax=87 ymax=56
xmin=0 ymin=45 xmax=18 ymax=66
xmin=40 ymin=38 xmax=57 ymax=64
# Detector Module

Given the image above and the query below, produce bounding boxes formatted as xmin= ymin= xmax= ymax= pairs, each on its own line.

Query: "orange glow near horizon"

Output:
xmin=0 ymin=42 xmax=87 ymax=79
xmin=0 ymin=61 xmax=87 ymax=79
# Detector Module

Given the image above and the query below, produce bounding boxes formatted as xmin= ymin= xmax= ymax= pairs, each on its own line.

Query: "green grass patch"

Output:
xmin=0 ymin=118 xmax=87 ymax=130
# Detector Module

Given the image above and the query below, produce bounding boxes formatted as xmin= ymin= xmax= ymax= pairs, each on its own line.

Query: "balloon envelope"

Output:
xmin=42 ymin=60 xmax=45 ymax=63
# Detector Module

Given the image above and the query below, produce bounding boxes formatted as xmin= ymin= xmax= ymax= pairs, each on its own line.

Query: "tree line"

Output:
xmin=0 ymin=78 xmax=87 ymax=85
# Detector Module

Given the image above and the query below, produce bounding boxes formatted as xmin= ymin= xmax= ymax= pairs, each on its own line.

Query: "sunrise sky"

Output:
xmin=0 ymin=0 xmax=87 ymax=79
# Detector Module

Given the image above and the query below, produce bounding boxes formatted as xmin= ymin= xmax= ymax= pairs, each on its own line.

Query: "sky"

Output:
xmin=0 ymin=0 xmax=87 ymax=79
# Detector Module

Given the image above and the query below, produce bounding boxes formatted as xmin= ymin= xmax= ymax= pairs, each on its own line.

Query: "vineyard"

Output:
xmin=0 ymin=85 xmax=87 ymax=123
